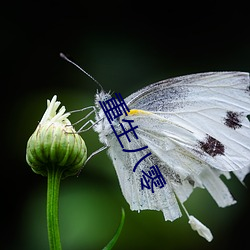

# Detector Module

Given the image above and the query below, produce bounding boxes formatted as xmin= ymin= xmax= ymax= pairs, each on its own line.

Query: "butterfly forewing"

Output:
xmin=125 ymin=72 xmax=250 ymax=173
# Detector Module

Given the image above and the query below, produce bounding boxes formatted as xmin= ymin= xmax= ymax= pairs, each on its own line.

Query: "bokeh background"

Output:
xmin=2 ymin=2 xmax=250 ymax=250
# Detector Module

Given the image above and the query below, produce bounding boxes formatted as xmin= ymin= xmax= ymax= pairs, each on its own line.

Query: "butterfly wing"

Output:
xmin=106 ymin=129 xmax=183 ymax=221
xmin=125 ymin=72 xmax=250 ymax=173
xmin=105 ymin=72 xmax=250 ymax=221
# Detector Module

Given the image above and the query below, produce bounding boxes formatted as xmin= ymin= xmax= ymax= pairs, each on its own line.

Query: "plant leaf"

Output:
xmin=102 ymin=208 xmax=125 ymax=250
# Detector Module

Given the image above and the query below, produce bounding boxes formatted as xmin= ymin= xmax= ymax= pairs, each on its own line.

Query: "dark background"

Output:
xmin=2 ymin=1 xmax=250 ymax=250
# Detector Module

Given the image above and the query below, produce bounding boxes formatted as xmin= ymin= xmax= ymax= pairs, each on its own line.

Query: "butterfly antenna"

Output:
xmin=60 ymin=53 xmax=104 ymax=91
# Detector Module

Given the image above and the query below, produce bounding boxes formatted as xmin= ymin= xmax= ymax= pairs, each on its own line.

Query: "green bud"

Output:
xmin=26 ymin=95 xmax=87 ymax=178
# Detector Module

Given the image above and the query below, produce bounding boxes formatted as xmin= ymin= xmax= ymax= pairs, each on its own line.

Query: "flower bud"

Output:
xmin=26 ymin=95 xmax=87 ymax=178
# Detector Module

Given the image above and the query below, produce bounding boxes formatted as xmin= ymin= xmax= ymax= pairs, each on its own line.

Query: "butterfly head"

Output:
xmin=93 ymin=90 xmax=115 ymax=145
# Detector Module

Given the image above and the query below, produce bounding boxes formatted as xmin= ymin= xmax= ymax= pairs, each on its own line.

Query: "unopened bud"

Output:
xmin=26 ymin=95 xmax=87 ymax=178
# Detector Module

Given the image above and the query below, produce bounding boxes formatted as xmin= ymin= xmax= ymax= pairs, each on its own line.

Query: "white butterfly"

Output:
xmin=58 ymin=61 xmax=249 ymax=241
xmin=85 ymin=71 xmax=250 ymax=241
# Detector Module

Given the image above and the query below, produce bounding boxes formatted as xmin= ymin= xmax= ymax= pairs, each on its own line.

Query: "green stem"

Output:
xmin=47 ymin=165 xmax=63 ymax=250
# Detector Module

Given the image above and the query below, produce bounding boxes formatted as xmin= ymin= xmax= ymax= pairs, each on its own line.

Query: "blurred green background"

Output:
xmin=2 ymin=2 xmax=250 ymax=250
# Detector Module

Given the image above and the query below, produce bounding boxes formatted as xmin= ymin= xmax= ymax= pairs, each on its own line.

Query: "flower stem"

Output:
xmin=47 ymin=165 xmax=63 ymax=250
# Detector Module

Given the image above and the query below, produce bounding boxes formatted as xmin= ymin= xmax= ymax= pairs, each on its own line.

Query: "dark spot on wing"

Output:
xmin=224 ymin=111 xmax=243 ymax=130
xmin=246 ymin=84 xmax=250 ymax=94
xmin=199 ymin=135 xmax=225 ymax=157
xmin=187 ymin=177 xmax=195 ymax=186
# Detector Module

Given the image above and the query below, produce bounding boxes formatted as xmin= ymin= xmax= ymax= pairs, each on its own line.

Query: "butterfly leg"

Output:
xmin=85 ymin=145 xmax=108 ymax=165
xmin=69 ymin=106 xmax=101 ymax=132
xmin=77 ymin=117 xmax=104 ymax=133
xmin=77 ymin=145 xmax=108 ymax=176
xmin=70 ymin=105 xmax=96 ymax=114
xmin=70 ymin=106 xmax=96 ymax=125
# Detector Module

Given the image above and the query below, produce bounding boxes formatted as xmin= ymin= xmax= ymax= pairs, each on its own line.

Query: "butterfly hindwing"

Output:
xmin=107 ymin=130 xmax=183 ymax=221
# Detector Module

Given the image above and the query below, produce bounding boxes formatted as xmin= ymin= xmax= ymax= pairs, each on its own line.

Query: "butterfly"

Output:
xmin=89 ymin=71 xmax=250 ymax=241
xmin=60 ymin=53 xmax=250 ymax=241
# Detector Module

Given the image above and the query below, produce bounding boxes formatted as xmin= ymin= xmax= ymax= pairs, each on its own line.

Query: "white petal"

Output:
xmin=40 ymin=95 xmax=57 ymax=123
xmin=188 ymin=215 xmax=213 ymax=242
xmin=40 ymin=95 xmax=71 ymax=125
